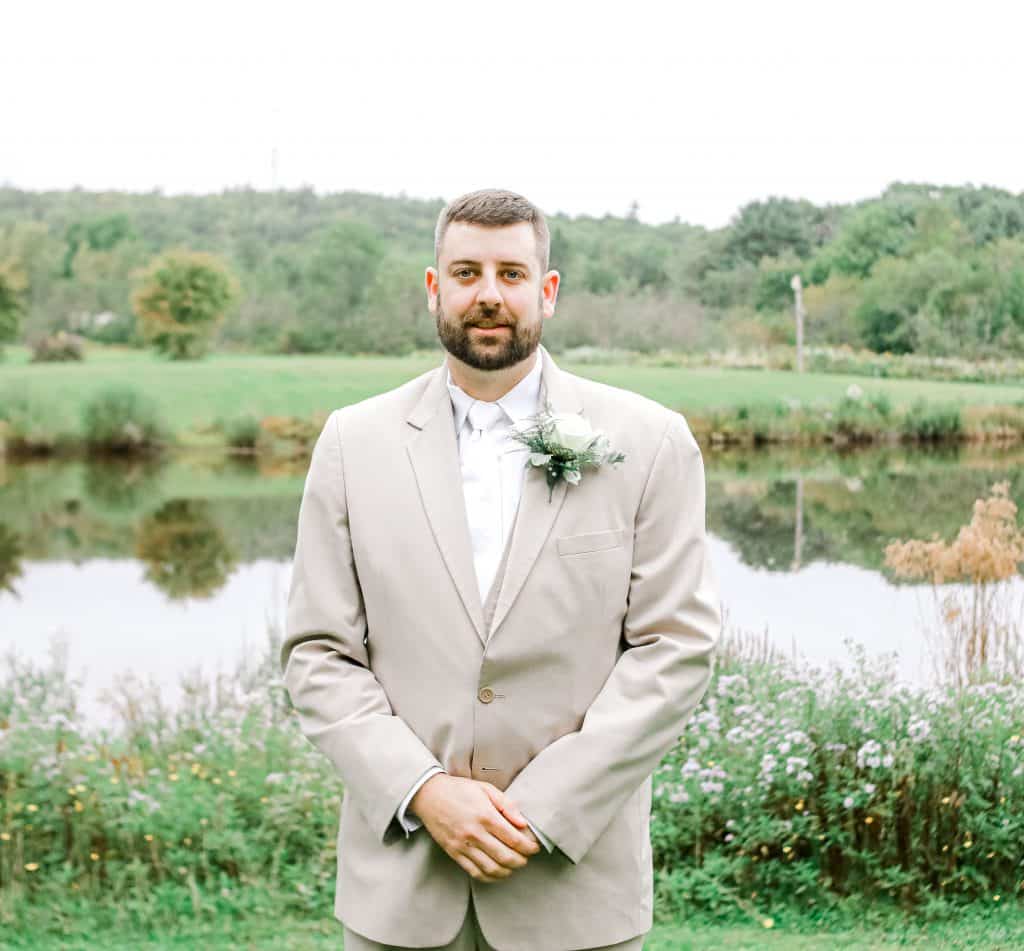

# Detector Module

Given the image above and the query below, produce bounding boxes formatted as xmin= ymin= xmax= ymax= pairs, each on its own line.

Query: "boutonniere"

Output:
xmin=510 ymin=401 xmax=626 ymax=502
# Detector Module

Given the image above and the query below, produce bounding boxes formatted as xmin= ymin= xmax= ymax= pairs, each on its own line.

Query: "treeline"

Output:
xmin=1 ymin=182 xmax=1024 ymax=357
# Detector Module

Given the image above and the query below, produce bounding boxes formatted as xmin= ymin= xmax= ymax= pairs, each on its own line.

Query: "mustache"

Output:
xmin=466 ymin=317 xmax=513 ymax=328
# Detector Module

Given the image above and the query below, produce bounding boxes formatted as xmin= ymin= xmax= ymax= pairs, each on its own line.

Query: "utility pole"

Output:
xmin=790 ymin=274 xmax=806 ymax=373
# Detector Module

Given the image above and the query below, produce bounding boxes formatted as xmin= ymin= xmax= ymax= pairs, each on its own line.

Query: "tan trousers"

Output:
xmin=342 ymin=895 xmax=647 ymax=950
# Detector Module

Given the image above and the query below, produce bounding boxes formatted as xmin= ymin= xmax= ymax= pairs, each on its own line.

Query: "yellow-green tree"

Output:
xmin=0 ymin=258 xmax=28 ymax=348
xmin=132 ymin=249 xmax=238 ymax=359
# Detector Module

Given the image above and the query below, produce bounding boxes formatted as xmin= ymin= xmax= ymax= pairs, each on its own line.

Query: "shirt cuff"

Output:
xmin=525 ymin=815 xmax=555 ymax=853
xmin=395 ymin=765 xmax=446 ymax=835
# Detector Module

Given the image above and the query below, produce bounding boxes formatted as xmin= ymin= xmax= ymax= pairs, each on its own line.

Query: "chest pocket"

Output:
xmin=557 ymin=528 xmax=625 ymax=557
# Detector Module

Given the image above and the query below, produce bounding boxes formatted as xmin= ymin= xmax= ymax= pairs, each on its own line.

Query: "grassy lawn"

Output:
xmin=10 ymin=910 xmax=1024 ymax=950
xmin=2 ymin=345 xmax=1023 ymax=435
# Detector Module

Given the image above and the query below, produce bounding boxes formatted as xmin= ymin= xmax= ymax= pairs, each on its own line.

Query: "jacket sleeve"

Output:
xmin=281 ymin=409 xmax=444 ymax=845
xmin=502 ymin=414 xmax=722 ymax=864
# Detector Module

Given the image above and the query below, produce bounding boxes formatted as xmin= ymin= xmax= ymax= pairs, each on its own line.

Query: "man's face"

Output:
xmin=426 ymin=221 xmax=559 ymax=372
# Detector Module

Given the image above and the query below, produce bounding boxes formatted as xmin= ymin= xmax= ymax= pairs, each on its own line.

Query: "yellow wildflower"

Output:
xmin=25 ymin=863 xmax=39 ymax=872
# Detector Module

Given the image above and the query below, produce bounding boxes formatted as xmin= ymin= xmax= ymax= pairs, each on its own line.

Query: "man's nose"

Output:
xmin=476 ymin=272 xmax=502 ymax=308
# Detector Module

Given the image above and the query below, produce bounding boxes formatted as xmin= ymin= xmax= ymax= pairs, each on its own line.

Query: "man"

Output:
xmin=281 ymin=189 xmax=721 ymax=951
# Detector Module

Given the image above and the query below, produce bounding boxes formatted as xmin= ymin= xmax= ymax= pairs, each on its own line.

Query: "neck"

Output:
xmin=446 ymin=350 xmax=539 ymax=402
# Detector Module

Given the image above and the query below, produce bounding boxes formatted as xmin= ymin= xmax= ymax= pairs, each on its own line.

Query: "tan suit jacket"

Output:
xmin=281 ymin=345 xmax=722 ymax=950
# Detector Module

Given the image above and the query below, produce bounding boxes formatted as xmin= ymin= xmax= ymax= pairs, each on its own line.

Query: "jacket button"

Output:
xmin=478 ymin=686 xmax=495 ymax=704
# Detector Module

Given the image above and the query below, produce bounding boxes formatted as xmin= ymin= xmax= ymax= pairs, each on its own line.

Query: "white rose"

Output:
xmin=550 ymin=412 xmax=598 ymax=452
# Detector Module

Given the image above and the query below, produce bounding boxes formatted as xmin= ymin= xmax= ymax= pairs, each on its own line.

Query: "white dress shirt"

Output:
xmin=395 ymin=354 xmax=555 ymax=852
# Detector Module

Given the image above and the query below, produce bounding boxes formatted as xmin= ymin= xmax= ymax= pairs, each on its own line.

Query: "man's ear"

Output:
xmin=541 ymin=270 xmax=560 ymax=319
xmin=425 ymin=266 xmax=439 ymax=314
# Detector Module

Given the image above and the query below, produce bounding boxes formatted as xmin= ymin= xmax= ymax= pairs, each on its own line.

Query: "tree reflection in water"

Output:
xmin=0 ymin=524 xmax=24 ymax=596
xmin=134 ymin=499 xmax=238 ymax=600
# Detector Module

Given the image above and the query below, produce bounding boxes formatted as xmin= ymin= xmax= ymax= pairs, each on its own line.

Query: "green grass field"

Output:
xmin=10 ymin=909 xmax=1024 ymax=950
xmin=2 ymin=345 xmax=1023 ymax=434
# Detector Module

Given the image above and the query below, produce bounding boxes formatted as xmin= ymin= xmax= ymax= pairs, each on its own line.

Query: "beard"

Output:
xmin=434 ymin=294 xmax=543 ymax=371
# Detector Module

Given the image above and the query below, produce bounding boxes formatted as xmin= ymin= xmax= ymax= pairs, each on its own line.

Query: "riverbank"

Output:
xmin=2 ymin=345 xmax=1024 ymax=457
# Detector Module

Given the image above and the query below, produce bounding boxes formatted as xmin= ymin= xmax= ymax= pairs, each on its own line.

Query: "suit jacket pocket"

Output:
xmin=557 ymin=528 xmax=625 ymax=557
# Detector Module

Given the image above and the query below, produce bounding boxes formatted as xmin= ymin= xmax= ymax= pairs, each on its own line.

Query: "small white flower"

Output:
xmin=864 ymin=783 xmax=876 ymax=795
xmin=843 ymin=796 xmax=855 ymax=809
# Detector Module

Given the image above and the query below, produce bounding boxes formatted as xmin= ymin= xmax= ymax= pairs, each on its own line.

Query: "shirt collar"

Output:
xmin=446 ymin=352 xmax=543 ymax=433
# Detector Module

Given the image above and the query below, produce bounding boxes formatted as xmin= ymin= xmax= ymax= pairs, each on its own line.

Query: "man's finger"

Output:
xmin=475 ymin=827 xmax=531 ymax=869
xmin=452 ymin=851 xmax=501 ymax=884
xmin=483 ymin=809 xmax=540 ymax=856
xmin=480 ymin=783 xmax=527 ymax=826
xmin=464 ymin=844 xmax=512 ymax=880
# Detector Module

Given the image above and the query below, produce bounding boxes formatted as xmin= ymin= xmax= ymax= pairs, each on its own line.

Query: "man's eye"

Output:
xmin=505 ymin=270 xmax=522 ymax=280
xmin=456 ymin=269 xmax=474 ymax=278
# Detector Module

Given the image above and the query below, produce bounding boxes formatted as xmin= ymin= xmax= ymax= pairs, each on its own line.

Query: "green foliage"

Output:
xmin=0 ymin=389 xmax=75 ymax=453
xmin=81 ymin=384 xmax=168 ymax=452
xmin=812 ymin=200 xmax=920 ymax=281
xmin=651 ymin=642 xmax=1024 ymax=911
xmin=5 ymin=184 xmax=1024 ymax=359
xmin=899 ymin=401 xmax=963 ymax=442
xmin=0 ymin=256 xmax=27 ymax=345
xmin=724 ymin=197 xmax=828 ymax=266
xmin=755 ymin=255 xmax=802 ymax=312
xmin=4 ymin=637 xmax=1024 ymax=935
xmin=221 ymin=414 xmax=263 ymax=450
xmin=133 ymin=250 xmax=239 ymax=360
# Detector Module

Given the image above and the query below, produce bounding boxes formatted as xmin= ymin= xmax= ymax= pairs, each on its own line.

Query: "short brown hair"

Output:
xmin=434 ymin=188 xmax=550 ymax=272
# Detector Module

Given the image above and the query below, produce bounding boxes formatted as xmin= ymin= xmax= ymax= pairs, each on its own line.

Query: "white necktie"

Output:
xmin=462 ymin=400 xmax=508 ymax=603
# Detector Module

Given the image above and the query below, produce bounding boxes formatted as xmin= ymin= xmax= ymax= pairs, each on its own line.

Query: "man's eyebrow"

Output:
xmin=448 ymin=259 xmax=531 ymax=270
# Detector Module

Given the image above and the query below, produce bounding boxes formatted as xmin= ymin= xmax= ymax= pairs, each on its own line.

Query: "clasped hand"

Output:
xmin=409 ymin=774 xmax=541 ymax=883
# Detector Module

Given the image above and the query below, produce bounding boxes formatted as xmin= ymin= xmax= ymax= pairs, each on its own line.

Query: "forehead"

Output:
xmin=439 ymin=221 xmax=539 ymax=267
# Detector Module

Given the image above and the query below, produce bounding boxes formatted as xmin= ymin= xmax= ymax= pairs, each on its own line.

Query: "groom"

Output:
xmin=281 ymin=189 xmax=721 ymax=950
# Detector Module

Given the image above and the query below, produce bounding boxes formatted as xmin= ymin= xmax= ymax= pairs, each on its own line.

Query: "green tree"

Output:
xmin=723 ymin=197 xmax=823 ymax=266
xmin=298 ymin=220 xmax=383 ymax=351
xmin=132 ymin=249 xmax=239 ymax=359
xmin=0 ymin=257 xmax=27 ymax=347
xmin=811 ymin=200 xmax=919 ymax=281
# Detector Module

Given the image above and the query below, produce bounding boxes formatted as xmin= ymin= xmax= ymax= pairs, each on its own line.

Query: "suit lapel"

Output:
xmin=406 ymin=365 xmax=487 ymax=645
xmin=405 ymin=345 xmax=584 ymax=648
xmin=489 ymin=346 xmax=582 ymax=641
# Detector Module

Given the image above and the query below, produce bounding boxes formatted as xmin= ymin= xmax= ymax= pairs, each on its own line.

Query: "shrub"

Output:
xmin=221 ymin=414 xmax=263 ymax=450
xmin=29 ymin=331 xmax=86 ymax=363
xmin=0 ymin=389 xmax=75 ymax=454
xmin=81 ymin=385 xmax=168 ymax=452
xmin=900 ymin=401 xmax=963 ymax=442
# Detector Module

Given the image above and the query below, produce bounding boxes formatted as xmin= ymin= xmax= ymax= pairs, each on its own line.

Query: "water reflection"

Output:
xmin=84 ymin=457 xmax=166 ymax=514
xmin=2 ymin=445 xmax=1023 ymax=711
xmin=0 ymin=523 xmax=23 ymax=595
xmin=135 ymin=499 xmax=238 ymax=600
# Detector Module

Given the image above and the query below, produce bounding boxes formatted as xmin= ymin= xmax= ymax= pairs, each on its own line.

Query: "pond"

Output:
xmin=3 ymin=444 xmax=1024 ymax=725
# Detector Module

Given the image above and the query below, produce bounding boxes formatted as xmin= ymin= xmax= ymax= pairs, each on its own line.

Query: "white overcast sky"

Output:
xmin=3 ymin=1 xmax=1022 ymax=229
